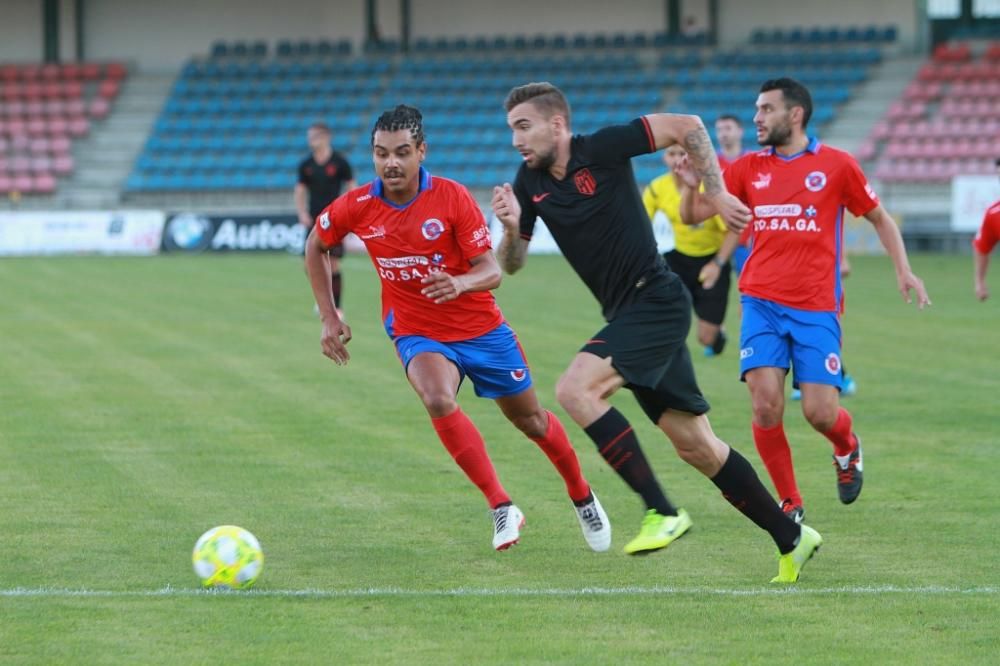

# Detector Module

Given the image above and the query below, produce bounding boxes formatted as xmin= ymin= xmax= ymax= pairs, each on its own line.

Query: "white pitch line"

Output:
xmin=1 ymin=585 xmax=996 ymax=598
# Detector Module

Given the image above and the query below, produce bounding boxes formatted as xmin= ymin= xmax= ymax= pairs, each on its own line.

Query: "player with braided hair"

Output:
xmin=305 ymin=105 xmax=612 ymax=553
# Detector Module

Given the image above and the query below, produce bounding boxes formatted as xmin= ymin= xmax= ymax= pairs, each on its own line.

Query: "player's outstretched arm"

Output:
xmin=493 ymin=183 xmax=529 ymax=274
xmin=644 ymin=114 xmax=750 ymax=232
xmin=864 ymin=204 xmax=931 ymax=309
xmin=305 ymin=227 xmax=352 ymax=364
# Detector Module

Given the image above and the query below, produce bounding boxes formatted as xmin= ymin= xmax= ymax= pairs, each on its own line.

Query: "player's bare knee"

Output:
xmin=554 ymin=376 xmax=588 ymax=414
xmin=751 ymin=398 xmax=783 ymax=428
xmin=803 ymin=403 xmax=837 ymax=432
xmin=419 ymin=392 xmax=458 ymax=419
xmin=508 ymin=410 xmax=547 ymax=438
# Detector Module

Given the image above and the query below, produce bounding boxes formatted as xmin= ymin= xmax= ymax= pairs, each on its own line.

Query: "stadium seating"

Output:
xmin=0 ymin=62 xmax=125 ymax=196
xmin=127 ymin=28 xmax=880 ymax=193
xmin=869 ymin=43 xmax=1000 ymax=183
xmin=750 ymin=24 xmax=897 ymax=45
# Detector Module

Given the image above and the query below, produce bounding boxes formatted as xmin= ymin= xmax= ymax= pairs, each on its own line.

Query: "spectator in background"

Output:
xmin=643 ymin=145 xmax=731 ymax=357
xmin=972 ymin=158 xmax=1000 ymax=301
xmin=714 ymin=115 xmax=752 ymax=278
xmin=295 ymin=122 xmax=355 ymax=315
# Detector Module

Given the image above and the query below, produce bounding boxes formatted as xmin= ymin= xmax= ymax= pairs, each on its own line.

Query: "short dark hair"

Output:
xmin=760 ymin=78 xmax=813 ymax=129
xmin=371 ymin=104 xmax=425 ymax=146
xmin=503 ymin=82 xmax=571 ymax=126
xmin=715 ymin=114 xmax=742 ymax=127
xmin=308 ymin=122 xmax=331 ymax=134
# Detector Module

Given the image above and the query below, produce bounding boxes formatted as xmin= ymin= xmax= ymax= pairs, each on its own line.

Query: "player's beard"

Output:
xmin=759 ymin=118 xmax=792 ymax=147
xmin=527 ymin=146 xmax=556 ymax=171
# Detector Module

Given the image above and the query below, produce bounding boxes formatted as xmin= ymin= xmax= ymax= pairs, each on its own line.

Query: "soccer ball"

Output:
xmin=192 ymin=525 xmax=264 ymax=589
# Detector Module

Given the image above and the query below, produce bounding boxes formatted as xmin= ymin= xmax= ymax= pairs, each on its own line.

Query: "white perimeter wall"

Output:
xmin=0 ymin=0 xmax=43 ymax=62
xmin=0 ymin=0 xmax=920 ymax=69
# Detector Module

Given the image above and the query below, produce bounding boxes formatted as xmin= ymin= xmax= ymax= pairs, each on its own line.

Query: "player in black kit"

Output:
xmin=295 ymin=122 xmax=355 ymax=314
xmin=492 ymin=82 xmax=820 ymax=583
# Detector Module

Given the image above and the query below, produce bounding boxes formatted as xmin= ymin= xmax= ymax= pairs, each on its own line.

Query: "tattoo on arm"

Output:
xmin=496 ymin=230 xmax=528 ymax=274
xmin=683 ymin=127 xmax=724 ymax=197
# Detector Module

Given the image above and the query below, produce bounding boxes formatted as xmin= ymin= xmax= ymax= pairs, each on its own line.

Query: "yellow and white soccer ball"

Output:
xmin=192 ymin=525 xmax=264 ymax=589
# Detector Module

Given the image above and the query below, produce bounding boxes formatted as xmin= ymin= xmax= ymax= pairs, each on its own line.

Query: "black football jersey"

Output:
xmin=513 ymin=118 xmax=670 ymax=320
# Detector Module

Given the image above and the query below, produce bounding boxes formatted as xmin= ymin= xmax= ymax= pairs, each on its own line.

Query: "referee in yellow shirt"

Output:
xmin=642 ymin=145 xmax=731 ymax=356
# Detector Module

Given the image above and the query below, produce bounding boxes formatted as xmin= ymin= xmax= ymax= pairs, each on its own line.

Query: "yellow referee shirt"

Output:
xmin=642 ymin=172 xmax=726 ymax=257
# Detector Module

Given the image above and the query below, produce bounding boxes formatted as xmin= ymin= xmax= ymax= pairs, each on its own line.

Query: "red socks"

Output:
xmin=431 ymin=408 xmax=510 ymax=509
xmin=824 ymin=407 xmax=857 ymax=457
xmin=530 ymin=411 xmax=591 ymax=503
xmin=752 ymin=421 xmax=801 ymax=506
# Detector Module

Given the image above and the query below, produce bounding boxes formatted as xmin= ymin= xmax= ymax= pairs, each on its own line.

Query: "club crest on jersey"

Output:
xmin=319 ymin=212 xmax=331 ymax=230
xmin=421 ymin=218 xmax=445 ymax=240
xmin=825 ymin=353 xmax=841 ymax=375
xmin=805 ymin=171 xmax=828 ymax=192
xmin=574 ymin=168 xmax=596 ymax=195
xmin=510 ymin=369 xmax=528 ymax=382
xmin=752 ymin=172 xmax=772 ymax=190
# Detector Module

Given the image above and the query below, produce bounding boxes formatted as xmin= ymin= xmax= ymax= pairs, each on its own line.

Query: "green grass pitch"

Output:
xmin=0 ymin=252 xmax=997 ymax=664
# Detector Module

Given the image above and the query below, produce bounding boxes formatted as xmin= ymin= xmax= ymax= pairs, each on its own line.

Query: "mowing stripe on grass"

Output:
xmin=2 ymin=585 xmax=996 ymax=598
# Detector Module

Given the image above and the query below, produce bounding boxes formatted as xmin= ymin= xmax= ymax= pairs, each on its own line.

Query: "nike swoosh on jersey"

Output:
xmin=532 ymin=192 xmax=551 ymax=203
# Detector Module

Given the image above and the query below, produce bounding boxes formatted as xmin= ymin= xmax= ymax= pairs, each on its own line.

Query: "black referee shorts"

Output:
xmin=580 ymin=273 xmax=710 ymax=423
xmin=664 ymin=250 xmax=731 ymax=326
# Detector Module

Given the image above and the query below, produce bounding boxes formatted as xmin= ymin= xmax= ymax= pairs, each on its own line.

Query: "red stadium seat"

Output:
xmin=30 ymin=156 xmax=52 ymax=173
xmin=80 ymin=63 xmax=101 ymax=80
xmin=26 ymin=118 xmax=47 ymax=136
xmin=97 ymin=79 xmax=120 ymax=99
xmin=33 ymin=173 xmax=57 ymax=193
xmin=67 ymin=117 xmax=89 ymax=137
xmin=3 ymin=99 xmax=24 ymax=118
xmin=7 ymin=134 xmax=29 ymax=153
xmin=49 ymin=135 xmax=71 ymax=154
xmin=12 ymin=174 xmax=33 ymax=192
xmin=46 ymin=117 xmax=69 ymax=136
xmin=62 ymin=80 xmax=83 ymax=98
xmin=104 ymin=62 xmax=128 ymax=80
xmin=0 ymin=65 xmax=19 ymax=83
xmin=41 ymin=64 xmax=61 ymax=81
xmin=52 ymin=155 xmax=74 ymax=175
xmin=29 ymin=137 xmax=50 ymax=154
xmin=10 ymin=155 xmax=32 ymax=174
xmin=19 ymin=64 xmax=42 ymax=81
xmin=88 ymin=98 xmax=111 ymax=119
xmin=61 ymin=63 xmax=82 ymax=80
xmin=65 ymin=99 xmax=85 ymax=116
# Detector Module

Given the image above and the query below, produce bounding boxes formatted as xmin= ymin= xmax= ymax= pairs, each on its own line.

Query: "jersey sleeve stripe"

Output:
xmin=639 ymin=116 xmax=655 ymax=152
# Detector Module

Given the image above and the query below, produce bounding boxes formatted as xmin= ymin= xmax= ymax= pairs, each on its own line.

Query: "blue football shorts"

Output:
xmin=392 ymin=322 xmax=532 ymax=399
xmin=739 ymin=295 xmax=844 ymax=390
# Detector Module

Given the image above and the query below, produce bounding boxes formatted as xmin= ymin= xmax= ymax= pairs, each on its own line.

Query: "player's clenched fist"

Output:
xmin=421 ymin=271 xmax=466 ymax=304
xmin=492 ymin=183 xmax=521 ymax=230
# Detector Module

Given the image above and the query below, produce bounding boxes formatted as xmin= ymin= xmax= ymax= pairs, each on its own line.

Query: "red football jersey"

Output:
xmin=315 ymin=169 xmax=503 ymax=341
xmin=972 ymin=200 xmax=1000 ymax=255
xmin=724 ymin=139 xmax=879 ymax=311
